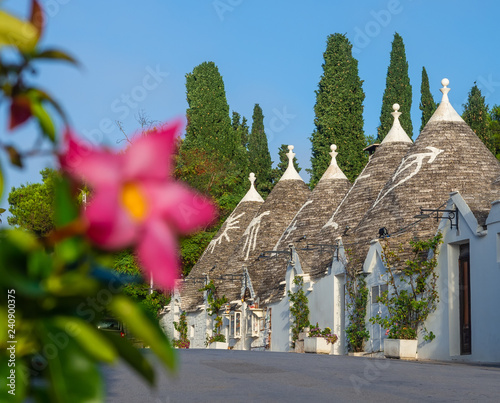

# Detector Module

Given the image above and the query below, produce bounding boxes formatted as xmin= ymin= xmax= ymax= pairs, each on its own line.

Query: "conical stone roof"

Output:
xmin=310 ymin=104 xmax=414 ymax=277
xmin=212 ymin=146 xmax=310 ymax=303
xmin=256 ymin=145 xmax=352 ymax=303
xmin=181 ymin=173 xmax=264 ymax=312
xmin=354 ymin=79 xmax=500 ymax=260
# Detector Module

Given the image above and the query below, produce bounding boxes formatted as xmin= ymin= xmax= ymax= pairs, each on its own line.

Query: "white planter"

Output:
xmin=384 ymin=339 xmax=417 ymax=359
xmin=209 ymin=341 xmax=228 ymax=350
xmin=304 ymin=337 xmax=333 ymax=354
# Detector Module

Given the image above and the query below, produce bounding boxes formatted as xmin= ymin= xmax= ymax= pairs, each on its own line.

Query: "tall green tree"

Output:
xmin=248 ymin=104 xmax=273 ymax=196
xmin=232 ymin=111 xmax=250 ymax=150
xmin=310 ymin=33 xmax=366 ymax=186
xmin=462 ymin=83 xmax=494 ymax=154
xmin=184 ymin=62 xmax=237 ymax=157
xmin=377 ymin=33 xmax=413 ymax=141
xmin=7 ymin=168 xmax=58 ymax=237
xmin=419 ymin=66 xmax=436 ymax=132
xmin=272 ymin=144 xmax=301 ymax=182
xmin=488 ymin=105 xmax=500 ymax=160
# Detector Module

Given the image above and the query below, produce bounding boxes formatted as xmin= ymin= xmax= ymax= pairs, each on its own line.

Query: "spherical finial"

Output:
xmin=249 ymin=172 xmax=256 ymax=185
xmin=330 ymin=144 xmax=337 ymax=152
xmin=441 ymin=78 xmax=449 ymax=87
xmin=288 ymin=145 xmax=294 ymax=152
xmin=392 ymin=103 xmax=400 ymax=112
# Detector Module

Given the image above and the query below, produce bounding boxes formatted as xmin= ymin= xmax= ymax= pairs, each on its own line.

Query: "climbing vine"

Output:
xmin=173 ymin=312 xmax=190 ymax=349
xmin=288 ymin=276 xmax=310 ymax=346
xmin=370 ymin=233 xmax=442 ymax=341
xmin=199 ymin=280 xmax=228 ymax=345
xmin=345 ymin=251 xmax=370 ymax=352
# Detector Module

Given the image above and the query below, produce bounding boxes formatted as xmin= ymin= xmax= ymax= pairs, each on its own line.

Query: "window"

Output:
xmin=371 ymin=284 xmax=388 ymax=304
xmin=234 ymin=312 xmax=241 ymax=338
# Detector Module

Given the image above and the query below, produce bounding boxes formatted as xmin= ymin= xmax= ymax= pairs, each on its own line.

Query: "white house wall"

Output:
xmin=269 ymin=297 xmax=291 ymax=352
xmin=417 ymin=195 xmax=500 ymax=363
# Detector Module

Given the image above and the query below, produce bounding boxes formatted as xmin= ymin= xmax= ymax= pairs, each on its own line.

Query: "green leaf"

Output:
xmin=51 ymin=317 xmax=118 ymax=363
xmin=30 ymin=100 xmax=56 ymax=142
xmin=0 ymin=11 xmax=38 ymax=52
xmin=109 ymin=295 xmax=177 ymax=372
xmin=0 ymin=161 xmax=3 ymax=200
xmin=41 ymin=321 xmax=104 ymax=403
xmin=35 ymin=48 xmax=79 ymax=66
xmin=5 ymin=146 xmax=23 ymax=168
xmin=100 ymin=331 xmax=155 ymax=385
xmin=54 ymin=176 xmax=78 ymax=227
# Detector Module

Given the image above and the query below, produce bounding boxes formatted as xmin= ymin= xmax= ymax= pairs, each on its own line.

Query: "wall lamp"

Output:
xmin=414 ymin=207 xmax=459 ymax=230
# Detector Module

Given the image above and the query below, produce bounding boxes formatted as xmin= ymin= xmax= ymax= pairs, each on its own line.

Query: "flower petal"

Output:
xmin=122 ymin=120 xmax=183 ymax=181
xmin=85 ymin=189 xmax=137 ymax=249
xmin=146 ymin=182 xmax=217 ymax=234
xmin=136 ymin=221 xmax=180 ymax=290
xmin=59 ymin=129 xmax=122 ymax=187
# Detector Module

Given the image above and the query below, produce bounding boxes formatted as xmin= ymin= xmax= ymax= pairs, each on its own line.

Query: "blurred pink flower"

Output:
xmin=59 ymin=119 xmax=217 ymax=289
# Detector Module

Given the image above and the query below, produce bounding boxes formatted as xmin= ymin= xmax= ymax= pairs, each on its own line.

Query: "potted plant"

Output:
xmin=304 ymin=323 xmax=338 ymax=354
xmin=173 ymin=312 xmax=190 ymax=349
xmin=371 ymin=233 xmax=442 ymax=359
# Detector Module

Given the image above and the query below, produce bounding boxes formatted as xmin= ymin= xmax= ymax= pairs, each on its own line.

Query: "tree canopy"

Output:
xmin=310 ymin=33 xmax=366 ymax=186
xmin=7 ymin=168 xmax=58 ymax=237
xmin=419 ymin=66 xmax=437 ymax=132
xmin=377 ymin=33 xmax=413 ymax=141
xmin=248 ymin=103 xmax=273 ymax=196
xmin=462 ymin=83 xmax=494 ymax=154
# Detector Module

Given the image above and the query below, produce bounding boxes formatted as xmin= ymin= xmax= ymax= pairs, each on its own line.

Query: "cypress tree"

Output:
xmin=272 ymin=144 xmax=301 ymax=182
xmin=310 ymin=33 xmax=366 ymax=186
xmin=184 ymin=61 xmax=239 ymax=159
xmin=248 ymin=104 xmax=273 ymax=196
xmin=231 ymin=111 xmax=249 ymax=150
xmin=377 ymin=33 xmax=413 ymax=141
xmin=419 ymin=66 xmax=436 ymax=132
xmin=462 ymin=83 xmax=494 ymax=154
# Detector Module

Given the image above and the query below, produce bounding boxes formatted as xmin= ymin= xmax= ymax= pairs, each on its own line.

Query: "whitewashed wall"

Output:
xmin=418 ymin=194 xmax=500 ymax=363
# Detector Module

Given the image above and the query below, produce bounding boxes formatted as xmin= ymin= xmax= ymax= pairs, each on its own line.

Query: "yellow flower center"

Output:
xmin=121 ymin=182 xmax=148 ymax=221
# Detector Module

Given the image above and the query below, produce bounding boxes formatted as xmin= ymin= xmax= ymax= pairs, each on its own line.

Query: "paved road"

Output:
xmin=103 ymin=349 xmax=500 ymax=402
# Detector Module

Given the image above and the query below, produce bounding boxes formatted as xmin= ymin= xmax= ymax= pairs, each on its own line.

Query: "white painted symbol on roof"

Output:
xmin=206 ymin=212 xmax=245 ymax=253
xmin=242 ymin=211 xmax=271 ymax=260
xmin=373 ymin=146 xmax=444 ymax=207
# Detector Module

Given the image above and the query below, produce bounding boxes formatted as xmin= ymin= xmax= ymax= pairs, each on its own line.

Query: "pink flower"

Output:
xmin=59 ymin=119 xmax=217 ymax=289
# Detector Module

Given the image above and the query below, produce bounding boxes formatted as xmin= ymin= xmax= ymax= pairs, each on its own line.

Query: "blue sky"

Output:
xmin=2 ymin=0 xmax=500 ymax=218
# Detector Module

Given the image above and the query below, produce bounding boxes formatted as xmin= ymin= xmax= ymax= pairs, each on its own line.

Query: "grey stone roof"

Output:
xmin=353 ymin=81 xmax=500 ymax=264
xmin=180 ymin=177 xmax=264 ymax=312
xmin=211 ymin=178 xmax=311 ymax=305
xmin=309 ymin=140 xmax=414 ymax=278
xmin=255 ymin=145 xmax=352 ymax=303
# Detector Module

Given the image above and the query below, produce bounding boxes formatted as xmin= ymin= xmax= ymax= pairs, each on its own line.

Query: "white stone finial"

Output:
xmin=427 ymin=78 xmax=463 ymax=124
xmin=440 ymin=77 xmax=451 ymax=102
xmin=279 ymin=144 xmax=303 ymax=181
xmin=239 ymin=172 xmax=264 ymax=203
xmin=382 ymin=102 xmax=412 ymax=144
xmin=319 ymin=144 xmax=347 ymax=181
xmin=391 ymin=103 xmax=402 ymax=120
xmin=329 ymin=144 xmax=338 ymax=165
xmin=249 ymin=172 xmax=256 ymax=186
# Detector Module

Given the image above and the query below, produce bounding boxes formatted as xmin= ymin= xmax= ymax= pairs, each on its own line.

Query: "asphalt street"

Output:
xmin=103 ymin=349 xmax=500 ymax=402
